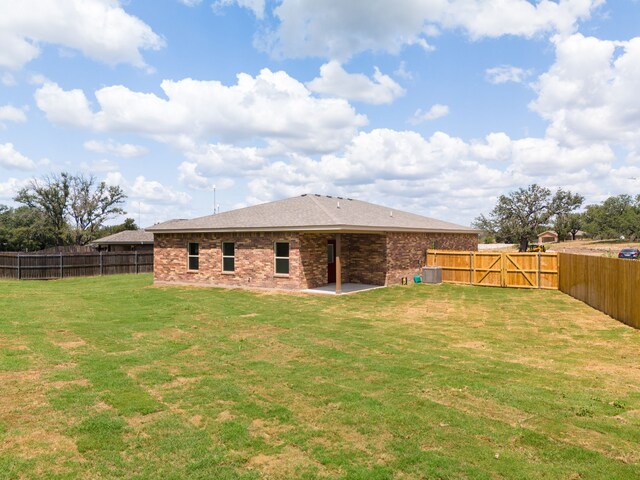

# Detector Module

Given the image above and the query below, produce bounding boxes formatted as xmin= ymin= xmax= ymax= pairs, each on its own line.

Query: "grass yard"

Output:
xmin=1 ymin=275 xmax=640 ymax=479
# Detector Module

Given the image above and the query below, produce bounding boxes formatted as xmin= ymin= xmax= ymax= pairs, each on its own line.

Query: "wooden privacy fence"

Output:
xmin=426 ymin=250 xmax=559 ymax=289
xmin=0 ymin=252 xmax=153 ymax=280
xmin=559 ymin=253 xmax=640 ymax=329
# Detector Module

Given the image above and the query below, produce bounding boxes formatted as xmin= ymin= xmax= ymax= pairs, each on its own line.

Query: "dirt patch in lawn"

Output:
xmin=247 ymin=445 xmax=329 ymax=478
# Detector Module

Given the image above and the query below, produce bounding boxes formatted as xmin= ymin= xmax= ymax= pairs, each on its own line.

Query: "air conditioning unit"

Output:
xmin=421 ymin=266 xmax=442 ymax=284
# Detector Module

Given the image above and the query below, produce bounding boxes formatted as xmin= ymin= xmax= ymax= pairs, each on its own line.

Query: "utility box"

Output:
xmin=422 ymin=266 xmax=442 ymax=284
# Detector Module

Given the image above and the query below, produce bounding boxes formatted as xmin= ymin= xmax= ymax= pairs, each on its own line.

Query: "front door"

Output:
xmin=327 ymin=240 xmax=336 ymax=283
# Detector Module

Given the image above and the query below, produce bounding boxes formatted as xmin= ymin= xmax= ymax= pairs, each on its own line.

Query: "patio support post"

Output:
xmin=335 ymin=233 xmax=342 ymax=295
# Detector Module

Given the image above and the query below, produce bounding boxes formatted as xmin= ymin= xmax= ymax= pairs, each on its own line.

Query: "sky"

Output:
xmin=1 ymin=0 xmax=640 ymax=228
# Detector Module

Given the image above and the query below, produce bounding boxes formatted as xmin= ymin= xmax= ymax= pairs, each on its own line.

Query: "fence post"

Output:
xmin=537 ymin=252 xmax=541 ymax=289
xmin=60 ymin=253 xmax=63 ymax=279
xmin=469 ymin=251 xmax=473 ymax=285
xmin=134 ymin=251 xmax=138 ymax=274
xmin=17 ymin=254 xmax=21 ymax=280
xmin=100 ymin=251 xmax=103 ymax=275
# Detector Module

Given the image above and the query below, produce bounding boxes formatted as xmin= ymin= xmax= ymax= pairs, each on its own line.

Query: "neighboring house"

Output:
xmin=537 ymin=230 xmax=559 ymax=244
xmin=147 ymin=194 xmax=478 ymax=294
xmin=92 ymin=229 xmax=154 ymax=252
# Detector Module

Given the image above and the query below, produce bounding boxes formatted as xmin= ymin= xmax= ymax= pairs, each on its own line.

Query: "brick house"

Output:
xmin=537 ymin=230 xmax=559 ymax=244
xmin=92 ymin=229 xmax=154 ymax=252
xmin=147 ymin=194 xmax=478 ymax=293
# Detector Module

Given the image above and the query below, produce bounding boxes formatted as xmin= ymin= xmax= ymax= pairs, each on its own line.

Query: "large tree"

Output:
xmin=474 ymin=184 xmax=584 ymax=252
xmin=554 ymin=212 xmax=583 ymax=241
xmin=14 ymin=172 xmax=127 ymax=246
xmin=0 ymin=205 xmax=58 ymax=251
xmin=582 ymin=194 xmax=640 ymax=240
xmin=68 ymin=174 xmax=127 ymax=245
xmin=14 ymin=173 xmax=70 ymax=245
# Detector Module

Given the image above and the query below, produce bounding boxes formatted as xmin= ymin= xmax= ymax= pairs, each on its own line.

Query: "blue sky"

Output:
xmin=1 ymin=0 xmax=640 ymax=227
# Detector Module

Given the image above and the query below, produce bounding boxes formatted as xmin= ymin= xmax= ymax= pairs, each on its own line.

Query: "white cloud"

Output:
xmin=485 ymin=65 xmax=532 ymax=84
xmin=260 ymin=0 xmax=602 ymax=60
xmin=178 ymin=162 xmax=235 ymax=191
xmin=408 ymin=104 xmax=449 ymax=124
xmin=179 ymin=0 xmax=202 ymax=6
xmin=0 ymin=105 xmax=27 ymax=126
xmin=35 ymin=70 xmax=367 ymax=155
xmin=83 ymin=139 xmax=148 ymax=158
xmin=242 ymin=127 xmax=618 ymax=225
xmin=0 ymin=143 xmax=36 ymax=170
xmin=79 ymin=159 xmax=119 ymax=173
xmin=0 ymin=177 xmax=28 ymax=200
xmin=470 ymin=132 xmax=512 ymax=161
xmin=105 ymin=172 xmax=192 ymax=206
xmin=184 ymin=143 xmax=266 ymax=176
xmin=1 ymin=72 xmax=16 ymax=86
xmin=394 ymin=61 xmax=413 ymax=80
xmin=213 ymin=0 xmax=265 ymax=18
xmin=34 ymin=82 xmax=95 ymax=127
xmin=307 ymin=61 xmax=405 ymax=105
xmin=531 ymin=33 xmax=640 ymax=148
xmin=0 ymin=0 xmax=164 ymax=70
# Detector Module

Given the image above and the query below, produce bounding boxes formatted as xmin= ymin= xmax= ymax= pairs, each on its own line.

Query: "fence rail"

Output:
xmin=558 ymin=253 xmax=640 ymax=329
xmin=0 ymin=252 xmax=153 ymax=280
xmin=426 ymin=250 xmax=559 ymax=289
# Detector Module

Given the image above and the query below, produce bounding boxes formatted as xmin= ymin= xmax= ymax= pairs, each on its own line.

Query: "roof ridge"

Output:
xmin=308 ymin=194 xmax=340 ymax=223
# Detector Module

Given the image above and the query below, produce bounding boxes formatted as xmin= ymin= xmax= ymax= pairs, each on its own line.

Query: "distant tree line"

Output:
xmin=579 ymin=194 xmax=640 ymax=241
xmin=0 ymin=172 xmax=135 ymax=252
xmin=474 ymin=186 xmax=640 ymax=250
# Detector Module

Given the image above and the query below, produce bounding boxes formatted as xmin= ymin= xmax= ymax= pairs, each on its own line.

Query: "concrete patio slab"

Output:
xmin=303 ymin=283 xmax=384 ymax=295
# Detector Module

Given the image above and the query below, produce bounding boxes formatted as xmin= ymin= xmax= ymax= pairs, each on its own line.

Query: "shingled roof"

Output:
xmin=147 ymin=194 xmax=477 ymax=234
xmin=92 ymin=229 xmax=154 ymax=245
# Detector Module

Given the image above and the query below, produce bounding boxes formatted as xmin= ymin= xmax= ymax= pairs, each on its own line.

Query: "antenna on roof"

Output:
xmin=213 ymin=185 xmax=216 ymax=215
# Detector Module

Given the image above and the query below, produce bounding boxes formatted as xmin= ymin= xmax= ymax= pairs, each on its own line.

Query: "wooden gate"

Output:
xmin=426 ymin=250 xmax=558 ymax=289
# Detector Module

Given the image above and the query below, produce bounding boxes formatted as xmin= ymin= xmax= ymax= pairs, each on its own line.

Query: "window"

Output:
xmin=222 ymin=242 xmax=235 ymax=272
xmin=274 ymin=242 xmax=290 ymax=275
xmin=188 ymin=242 xmax=199 ymax=270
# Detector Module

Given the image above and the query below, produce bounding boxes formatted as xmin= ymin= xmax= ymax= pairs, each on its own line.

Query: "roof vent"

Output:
xmin=337 ymin=201 xmax=340 ymax=209
xmin=390 ymin=211 xmax=393 ymax=217
xmin=301 ymin=194 xmax=307 ymax=197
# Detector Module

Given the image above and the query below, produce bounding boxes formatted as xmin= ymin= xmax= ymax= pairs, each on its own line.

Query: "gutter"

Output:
xmin=146 ymin=225 xmax=479 ymax=235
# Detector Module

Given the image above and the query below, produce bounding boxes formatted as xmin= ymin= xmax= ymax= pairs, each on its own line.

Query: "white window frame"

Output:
xmin=274 ymin=241 xmax=290 ymax=276
xmin=222 ymin=241 xmax=235 ymax=273
xmin=187 ymin=242 xmax=199 ymax=271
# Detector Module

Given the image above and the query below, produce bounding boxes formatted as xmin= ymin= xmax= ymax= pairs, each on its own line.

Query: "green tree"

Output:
xmin=14 ymin=172 xmax=127 ymax=246
xmin=68 ymin=174 xmax=127 ymax=245
xmin=474 ymin=184 xmax=583 ymax=252
xmin=0 ymin=205 xmax=58 ymax=251
xmin=554 ymin=212 xmax=583 ymax=241
xmin=582 ymin=195 xmax=640 ymax=240
xmin=14 ymin=173 xmax=70 ymax=245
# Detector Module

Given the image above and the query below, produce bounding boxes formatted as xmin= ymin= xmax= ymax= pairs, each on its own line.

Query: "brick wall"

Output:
xmin=154 ymin=232 xmax=302 ymax=289
xmin=154 ymin=230 xmax=477 ymax=291
xmin=385 ymin=232 xmax=478 ymax=285
xmin=343 ymin=233 xmax=386 ymax=285
xmin=299 ymin=233 xmax=330 ymax=289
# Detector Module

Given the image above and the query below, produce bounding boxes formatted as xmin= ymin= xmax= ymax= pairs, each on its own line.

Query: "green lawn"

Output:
xmin=1 ymin=275 xmax=639 ymax=479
